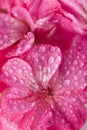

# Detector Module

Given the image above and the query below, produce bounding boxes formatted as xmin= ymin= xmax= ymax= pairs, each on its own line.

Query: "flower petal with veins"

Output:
xmin=6 ymin=32 xmax=35 ymax=57
xmin=1 ymin=88 xmax=53 ymax=130
xmin=23 ymin=44 xmax=62 ymax=88
xmin=0 ymin=13 xmax=28 ymax=50
xmin=25 ymin=0 xmax=61 ymax=20
xmin=12 ymin=6 xmax=34 ymax=31
xmin=1 ymin=58 xmax=38 ymax=91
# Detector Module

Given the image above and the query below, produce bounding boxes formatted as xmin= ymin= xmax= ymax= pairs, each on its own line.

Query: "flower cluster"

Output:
xmin=0 ymin=0 xmax=87 ymax=130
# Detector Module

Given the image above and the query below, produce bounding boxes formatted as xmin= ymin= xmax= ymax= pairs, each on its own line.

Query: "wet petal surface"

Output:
xmin=23 ymin=44 xmax=62 ymax=88
xmin=6 ymin=32 xmax=34 ymax=57
xmin=1 ymin=58 xmax=38 ymax=91
xmin=0 ymin=13 xmax=28 ymax=50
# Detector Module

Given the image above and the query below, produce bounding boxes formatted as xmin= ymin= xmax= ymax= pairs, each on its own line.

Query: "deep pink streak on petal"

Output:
xmin=6 ymin=32 xmax=35 ymax=57
xmin=0 ymin=81 xmax=10 ymax=92
xmin=34 ymin=13 xmax=77 ymax=51
xmin=23 ymin=44 xmax=62 ymax=88
xmin=0 ymin=13 xmax=28 ymax=50
xmin=1 ymin=58 xmax=38 ymax=91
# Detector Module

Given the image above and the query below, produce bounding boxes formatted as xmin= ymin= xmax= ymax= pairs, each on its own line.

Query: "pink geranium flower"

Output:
xmin=0 ymin=0 xmax=87 ymax=59
xmin=0 ymin=0 xmax=60 ymax=56
xmin=0 ymin=44 xmax=87 ymax=130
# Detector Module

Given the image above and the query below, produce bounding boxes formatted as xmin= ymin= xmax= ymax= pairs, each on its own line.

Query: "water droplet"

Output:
xmin=50 ymin=46 xmax=55 ymax=52
xmin=19 ymin=79 xmax=24 ymax=85
xmin=39 ymin=46 xmax=46 ymax=52
xmin=73 ymin=60 xmax=78 ymax=65
xmin=8 ymin=69 xmax=13 ymax=73
xmin=71 ymin=67 xmax=75 ymax=71
xmin=48 ymin=56 xmax=54 ymax=64
xmin=63 ymin=79 xmax=70 ymax=86
xmin=73 ymin=75 xmax=78 ymax=80
xmin=56 ymin=56 xmax=61 ymax=62
xmin=18 ymin=69 xmax=22 ymax=73
xmin=80 ymin=62 xmax=84 ymax=67
xmin=12 ymin=76 xmax=17 ymax=81
xmin=3 ymin=71 xmax=9 ymax=77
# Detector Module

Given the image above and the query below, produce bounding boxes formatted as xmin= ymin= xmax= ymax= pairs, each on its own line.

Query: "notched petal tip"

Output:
xmin=23 ymin=44 xmax=62 ymax=88
xmin=1 ymin=58 xmax=38 ymax=91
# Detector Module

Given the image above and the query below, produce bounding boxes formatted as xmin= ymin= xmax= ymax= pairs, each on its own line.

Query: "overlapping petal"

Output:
xmin=0 ymin=13 xmax=28 ymax=50
xmin=12 ymin=6 xmax=34 ymax=31
xmin=49 ymin=46 xmax=87 ymax=129
xmin=22 ymin=44 xmax=62 ymax=88
xmin=1 ymin=58 xmax=38 ymax=91
xmin=6 ymin=32 xmax=35 ymax=57
xmin=24 ymin=0 xmax=61 ymax=21
xmin=1 ymin=87 xmax=53 ymax=130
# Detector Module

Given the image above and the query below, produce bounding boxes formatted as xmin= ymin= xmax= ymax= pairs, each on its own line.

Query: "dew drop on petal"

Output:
xmin=12 ymin=76 xmax=17 ymax=81
xmin=56 ymin=56 xmax=61 ymax=62
xmin=48 ymin=56 xmax=55 ymax=64
xmin=50 ymin=46 xmax=55 ymax=52
xmin=63 ymin=79 xmax=70 ymax=86
xmin=39 ymin=46 xmax=46 ymax=52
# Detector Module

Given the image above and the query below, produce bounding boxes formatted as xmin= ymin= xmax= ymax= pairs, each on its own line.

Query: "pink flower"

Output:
xmin=0 ymin=0 xmax=60 ymax=55
xmin=0 ymin=0 xmax=87 ymax=59
xmin=0 ymin=44 xmax=87 ymax=130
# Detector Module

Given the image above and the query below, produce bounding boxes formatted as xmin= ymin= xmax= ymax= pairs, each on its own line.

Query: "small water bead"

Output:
xmin=73 ymin=75 xmax=78 ymax=80
xmin=56 ymin=56 xmax=61 ymax=62
xmin=71 ymin=66 xmax=75 ymax=71
xmin=19 ymin=79 xmax=24 ymax=85
xmin=77 ymin=70 xmax=82 ymax=75
xmin=65 ymin=71 xmax=70 ymax=77
xmin=39 ymin=46 xmax=46 ymax=52
xmin=50 ymin=46 xmax=56 ymax=52
xmin=63 ymin=79 xmax=70 ymax=86
xmin=17 ymin=69 xmax=22 ymax=73
xmin=3 ymin=71 xmax=9 ymax=77
xmin=48 ymin=56 xmax=55 ymax=64
xmin=80 ymin=62 xmax=84 ymax=67
xmin=8 ymin=69 xmax=13 ymax=74
xmin=73 ymin=60 xmax=78 ymax=65
xmin=13 ymin=66 xmax=16 ymax=70
xmin=12 ymin=76 xmax=17 ymax=81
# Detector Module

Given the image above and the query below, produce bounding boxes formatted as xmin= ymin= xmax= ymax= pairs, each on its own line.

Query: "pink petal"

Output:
xmin=0 ymin=13 xmax=28 ymax=50
xmin=50 ymin=48 xmax=87 ymax=129
xmin=51 ymin=48 xmax=87 ymax=91
xmin=12 ymin=6 xmax=35 ymax=31
xmin=1 ymin=58 xmax=38 ymax=91
xmin=1 ymin=88 xmax=36 ymax=123
xmin=23 ymin=45 xmax=62 ymax=88
xmin=1 ymin=88 xmax=53 ymax=130
xmin=54 ymin=99 xmax=87 ymax=130
xmin=59 ymin=0 xmax=87 ymax=24
xmin=34 ymin=13 xmax=77 ymax=51
xmin=0 ymin=0 xmax=24 ymax=14
xmin=6 ymin=32 xmax=35 ymax=57
xmin=26 ymin=0 xmax=61 ymax=21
